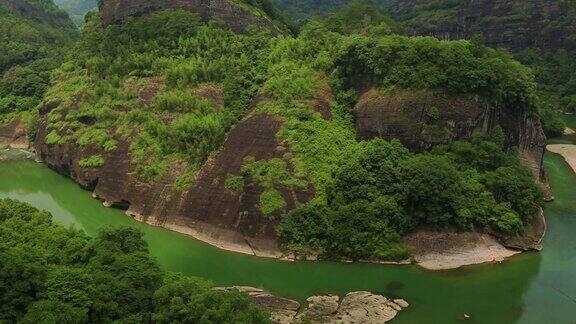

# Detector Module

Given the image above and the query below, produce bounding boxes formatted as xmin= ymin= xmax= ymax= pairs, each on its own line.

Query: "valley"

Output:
xmin=1 ymin=0 xmax=575 ymax=322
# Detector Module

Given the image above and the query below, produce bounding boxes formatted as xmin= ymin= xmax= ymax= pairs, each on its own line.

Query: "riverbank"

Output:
xmin=547 ymin=144 xmax=576 ymax=173
xmin=0 ymin=147 xmax=546 ymax=271
xmin=403 ymin=230 xmax=521 ymax=270
xmin=126 ymin=197 xmax=537 ymax=271
xmin=1 ymin=147 xmax=575 ymax=323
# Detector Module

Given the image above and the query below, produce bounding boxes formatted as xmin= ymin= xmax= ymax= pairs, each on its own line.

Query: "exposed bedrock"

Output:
xmin=0 ymin=118 xmax=28 ymax=149
xmin=354 ymin=89 xmax=548 ymax=183
xmin=215 ymin=287 xmax=409 ymax=324
xmin=99 ymin=0 xmax=283 ymax=34
xmin=35 ymin=112 xmax=314 ymax=257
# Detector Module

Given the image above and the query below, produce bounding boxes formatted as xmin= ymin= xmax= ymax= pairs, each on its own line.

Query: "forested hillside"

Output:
xmin=389 ymin=0 xmax=576 ymax=134
xmin=34 ymin=0 xmax=545 ymax=262
xmin=0 ymin=0 xmax=77 ymax=130
xmin=272 ymin=0 xmax=353 ymax=24
xmin=274 ymin=0 xmax=576 ymax=135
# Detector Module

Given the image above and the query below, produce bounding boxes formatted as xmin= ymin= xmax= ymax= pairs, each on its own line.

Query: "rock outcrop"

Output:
xmin=215 ymin=287 xmax=408 ymax=324
xmin=354 ymin=89 xmax=547 ymax=181
xmin=215 ymin=286 xmax=301 ymax=324
xmin=35 ymin=109 xmax=314 ymax=257
xmin=0 ymin=118 xmax=28 ymax=149
xmin=99 ymin=0 xmax=284 ymax=33
xmin=389 ymin=0 xmax=576 ymax=51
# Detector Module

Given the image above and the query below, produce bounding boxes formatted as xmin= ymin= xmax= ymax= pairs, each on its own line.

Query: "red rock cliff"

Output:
xmin=354 ymin=90 xmax=547 ymax=181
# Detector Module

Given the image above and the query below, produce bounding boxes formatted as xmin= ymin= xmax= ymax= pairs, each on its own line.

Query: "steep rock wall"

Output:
xmin=99 ymin=0 xmax=282 ymax=33
xmin=390 ymin=0 xmax=576 ymax=51
xmin=354 ymin=89 xmax=547 ymax=181
xmin=35 ymin=111 xmax=314 ymax=257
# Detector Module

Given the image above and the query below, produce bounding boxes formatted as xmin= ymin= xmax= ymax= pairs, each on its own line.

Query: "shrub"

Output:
xmin=45 ymin=131 xmax=62 ymax=145
xmin=259 ymin=189 xmax=286 ymax=216
xmin=225 ymin=175 xmax=245 ymax=193
xmin=78 ymin=155 xmax=104 ymax=168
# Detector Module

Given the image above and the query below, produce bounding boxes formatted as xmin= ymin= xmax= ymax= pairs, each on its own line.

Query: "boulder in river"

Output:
xmin=216 ymin=287 xmax=409 ymax=324
xmin=214 ymin=286 xmax=300 ymax=324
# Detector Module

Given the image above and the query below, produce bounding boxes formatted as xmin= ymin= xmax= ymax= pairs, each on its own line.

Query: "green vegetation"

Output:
xmin=516 ymin=48 xmax=576 ymax=135
xmin=44 ymin=10 xmax=273 ymax=181
xmin=335 ymin=35 xmax=536 ymax=106
xmin=225 ymin=175 xmax=245 ymax=193
xmin=0 ymin=198 xmax=269 ymax=323
xmin=323 ymin=0 xmax=400 ymax=35
xmin=40 ymin=2 xmax=543 ymax=262
xmin=54 ymin=0 xmax=97 ymax=25
xmin=0 ymin=0 xmax=77 ymax=124
xmin=259 ymin=188 xmax=286 ymax=216
xmin=272 ymin=0 xmax=390 ymax=27
xmin=78 ymin=154 xmax=104 ymax=168
xmin=278 ymin=134 xmax=542 ymax=261
xmin=242 ymin=157 xmax=307 ymax=189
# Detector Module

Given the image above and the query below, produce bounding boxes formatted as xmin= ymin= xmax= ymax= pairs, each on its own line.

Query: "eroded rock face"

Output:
xmin=35 ymin=112 xmax=315 ymax=257
xmin=390 ymin=0 xmax=576 ymax=51
xmin=354 ymin=89 xmax=547 ymax=181
xmin=99 ymin=0 xmax=282 ymax=34
xmin=216 ymin=287 xmax=408 ymax=324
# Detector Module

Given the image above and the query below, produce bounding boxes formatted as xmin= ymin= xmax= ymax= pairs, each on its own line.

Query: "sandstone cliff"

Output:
xmin=99 ymin=0 xmax=284 ymax=33
xmin=354 ymin=89 xmax=547 ymax=181
xmin=36 ymin=108 xmax=315 ymax=256
xmin=390 ymin=0 xmax=576 ymax=51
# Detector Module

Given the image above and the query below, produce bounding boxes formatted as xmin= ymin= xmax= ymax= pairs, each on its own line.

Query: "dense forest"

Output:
xmin=0 ymin=199 xmax=269 ymax=322
xmin=42 ymin=0 xmax=576 ymax=135
xmin=0 ymin=0 xmax=77 ymax=133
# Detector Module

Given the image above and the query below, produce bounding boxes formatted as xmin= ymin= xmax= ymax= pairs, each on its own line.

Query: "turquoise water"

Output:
xmin=0 ymin=145 xmax=575 ymax=323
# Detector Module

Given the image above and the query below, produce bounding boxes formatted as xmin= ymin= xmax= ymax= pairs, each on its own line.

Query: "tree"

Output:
xmin=400 ymin=155 xmax=461 ymax=225
xmin=153 ymin=273 xmax=269 ymax=323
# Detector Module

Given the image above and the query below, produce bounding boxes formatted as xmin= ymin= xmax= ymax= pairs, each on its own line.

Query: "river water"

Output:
xmin=1 ymin=137 xmax=575 ymax=323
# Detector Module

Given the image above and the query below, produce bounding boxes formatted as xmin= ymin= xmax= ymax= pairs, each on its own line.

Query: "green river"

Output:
xmin=1 ymin=133 xmax=575 ymax=323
